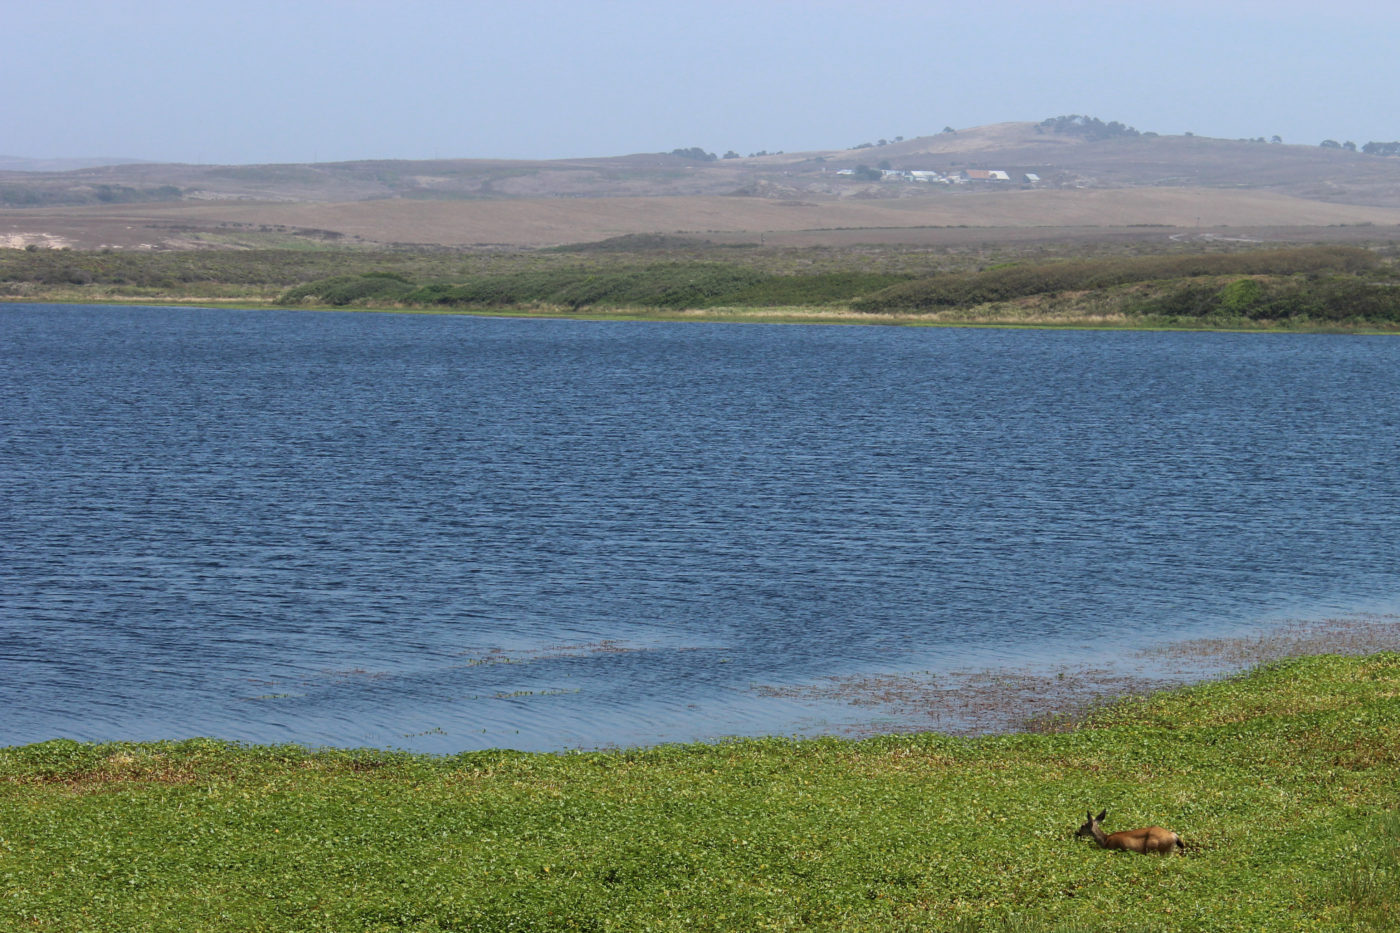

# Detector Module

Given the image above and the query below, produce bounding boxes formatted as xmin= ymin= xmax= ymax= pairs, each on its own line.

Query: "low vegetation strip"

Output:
xmin=268 ymin=244 xmax=1400 ymax=326
xmin=2 ymin=654 xmax=1398 ymax=931
xmin=850 ymin=245 xmax=1380 ymax=312
xmin=401 ymin=264 xmax=773 ymax=310
xmin=395 ymin=267 xmax=910 ymax=311
xmin=5 ymin=241 xmax=1400 ymax=329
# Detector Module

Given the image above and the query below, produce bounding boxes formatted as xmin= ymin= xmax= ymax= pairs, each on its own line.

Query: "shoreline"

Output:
xmin=6 ymin=652 xmax=1396 ymax=930
xmin=5 ymin=296 xmax=1398 ymax=335
xmin=6 ymin=615 xmax=1396 ymax=755
xmin=766 ymin=613 xmax=1400 ymax=740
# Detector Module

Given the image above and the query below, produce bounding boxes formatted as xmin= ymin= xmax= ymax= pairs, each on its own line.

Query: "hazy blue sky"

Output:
xmin=7 ymin=0 xmax=1398 ymax=165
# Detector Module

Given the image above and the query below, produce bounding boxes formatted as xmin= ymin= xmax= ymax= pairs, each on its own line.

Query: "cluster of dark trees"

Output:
xmin=1320 ymin=139 xmax=1400 ymax=154
xmin=669 ymin=147 xmax=718 ymax=162
xmin=851 ymin=137 xmax=905 ymax=149
xmin=1037 ymin=115 xmax=1151 ymax=140
xmin=671 ymin=146 xmax=787 ymax=162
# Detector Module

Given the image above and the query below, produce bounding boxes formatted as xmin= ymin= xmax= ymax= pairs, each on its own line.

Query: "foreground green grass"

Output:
xmin=3 ymin=654 xmax=1398 ymax=931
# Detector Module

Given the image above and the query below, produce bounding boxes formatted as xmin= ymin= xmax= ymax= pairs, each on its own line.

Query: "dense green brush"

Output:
xmin=5 ymin=242 xmax=1400 ymax=329
xmin=851 ymin=246 xmax=1379 ymax=312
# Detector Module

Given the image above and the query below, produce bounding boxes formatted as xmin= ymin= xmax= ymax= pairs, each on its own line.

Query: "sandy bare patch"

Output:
xmin=0 ymin=232 xmax=72 ymax=249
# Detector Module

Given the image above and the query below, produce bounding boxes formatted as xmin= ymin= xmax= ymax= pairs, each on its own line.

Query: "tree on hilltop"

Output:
xmin=669 ymin=147 xmax=717 ymax=162
xmin=1037 ymin=115 xmax=1142 ymax=141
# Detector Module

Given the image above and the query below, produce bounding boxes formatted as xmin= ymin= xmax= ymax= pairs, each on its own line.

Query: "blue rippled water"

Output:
xmin=2 ymin=305 xmax=1398 ymax=751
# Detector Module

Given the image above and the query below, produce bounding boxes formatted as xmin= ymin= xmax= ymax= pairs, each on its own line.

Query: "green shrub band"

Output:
xmin=7 ymin=243 xmax=1400 ymax=327
xmin=851 ymin=246 xmax=1381 ymax=312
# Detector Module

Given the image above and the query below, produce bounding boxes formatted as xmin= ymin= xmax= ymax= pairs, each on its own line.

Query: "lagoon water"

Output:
xmin=3 ymin=304 xmax=1399 ymax=752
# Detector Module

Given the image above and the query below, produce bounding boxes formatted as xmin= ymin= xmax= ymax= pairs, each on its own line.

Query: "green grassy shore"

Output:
xmin=5 ymin=241 xmax=1400 ymax=331
xmin=3 ymin=653 xmax=1398 ymax=931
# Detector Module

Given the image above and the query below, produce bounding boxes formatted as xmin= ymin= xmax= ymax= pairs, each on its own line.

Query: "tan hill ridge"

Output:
xmin=4 ymin=122 xmax=1400 ymax=250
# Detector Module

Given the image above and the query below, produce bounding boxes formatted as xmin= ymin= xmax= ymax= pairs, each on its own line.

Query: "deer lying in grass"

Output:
xmin=1076 ymin=809 xmax=1185 ymax=855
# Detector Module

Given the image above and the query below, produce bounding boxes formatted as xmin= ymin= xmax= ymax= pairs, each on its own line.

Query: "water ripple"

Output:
xmin=3 ymin=306 xmax=1399 ymax=750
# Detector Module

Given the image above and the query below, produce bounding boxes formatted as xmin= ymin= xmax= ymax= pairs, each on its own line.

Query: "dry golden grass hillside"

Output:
xmin=5 ymin=122 xmax=1400 ymax=250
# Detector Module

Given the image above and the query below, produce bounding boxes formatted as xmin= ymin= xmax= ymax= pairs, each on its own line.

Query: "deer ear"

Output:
xmin=1095 ymin=809 xmax=1107 ymax=822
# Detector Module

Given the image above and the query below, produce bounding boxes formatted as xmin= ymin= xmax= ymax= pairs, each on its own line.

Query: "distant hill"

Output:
xmin=7 ymin=122 xmax=1400 ymax=207
xmin=4 ymin=122 xmax=1400 ymax=250
xmin=0 ymin=155 xmax=152 ymax=173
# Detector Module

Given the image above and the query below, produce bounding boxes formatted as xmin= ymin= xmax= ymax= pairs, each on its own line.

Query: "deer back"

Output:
xmin=1105 ymin=826 xmax=1180 ymax=854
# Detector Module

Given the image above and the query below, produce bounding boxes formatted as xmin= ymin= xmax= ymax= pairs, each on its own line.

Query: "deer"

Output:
xmin=1075 ymin=809 xmax=1185 ymax=855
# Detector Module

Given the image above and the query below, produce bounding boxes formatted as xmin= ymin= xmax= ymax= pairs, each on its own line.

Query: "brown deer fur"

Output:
xmin=1076 ymin=809 xmax=1184 ymax=855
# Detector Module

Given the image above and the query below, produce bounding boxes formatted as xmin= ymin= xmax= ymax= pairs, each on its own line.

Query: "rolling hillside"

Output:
xmin=4 ymin=122 xmax=1400 ymax=250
